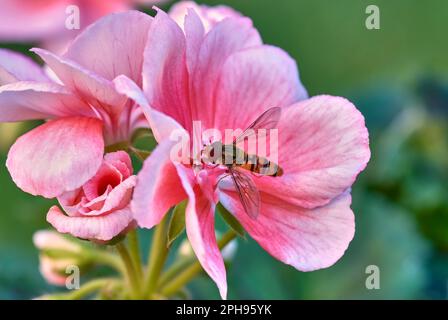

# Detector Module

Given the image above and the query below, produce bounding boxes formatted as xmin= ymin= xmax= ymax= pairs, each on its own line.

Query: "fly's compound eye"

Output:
xmin=202 ymin=143 xmax=222 ymax=165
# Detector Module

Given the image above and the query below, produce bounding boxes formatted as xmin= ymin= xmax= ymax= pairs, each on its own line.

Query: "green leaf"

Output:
xmin=217 ymin=202 xmax=245 ymax=238
xmin=167 ymin=200 xmax=187 ymax=248
xmin=129 ymin=147 xmax=151 ymax=161
xmin=131 ymin=128 xmax=153 ymax=143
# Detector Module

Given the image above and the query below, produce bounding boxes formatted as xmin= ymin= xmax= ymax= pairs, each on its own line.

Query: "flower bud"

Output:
xmin=33 ymin=230 xmax=85 ymax=286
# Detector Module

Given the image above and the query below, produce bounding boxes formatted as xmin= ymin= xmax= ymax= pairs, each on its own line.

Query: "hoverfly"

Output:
xmin=201 ymin=107 xmax=284 ymax=220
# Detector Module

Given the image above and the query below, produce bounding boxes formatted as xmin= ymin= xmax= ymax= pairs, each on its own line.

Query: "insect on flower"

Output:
xmin=200 ymin=107 xmax=284 ymax=219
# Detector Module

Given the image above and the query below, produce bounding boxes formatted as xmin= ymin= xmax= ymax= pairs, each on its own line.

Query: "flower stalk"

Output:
xmin=159 ymin=229 xmax=237 ymax=297
xmin=116 ymin=242 xmax=141 ymax=299
xmin=144 ymin=215 xmax=170 ymax=299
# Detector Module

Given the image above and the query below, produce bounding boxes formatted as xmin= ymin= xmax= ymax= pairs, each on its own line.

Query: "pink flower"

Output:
xmin=169 ymin=1 xmax=241 ymax=32
xmin=0 ymin=0 xmax=164 ymax=52
xmin=33 ymin=230 xmax=83 ymax=286
xmin=114 ymin=8 xmax=370 ymax=299
xmin=0 ymin=11 xmax=153 ymax=199
xmin=47 ymin=151 xmax=137 ymax=241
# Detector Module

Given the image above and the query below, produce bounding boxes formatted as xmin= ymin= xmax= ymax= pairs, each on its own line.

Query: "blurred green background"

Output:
xmin=1 ymin=0 xmax=447 ymax=299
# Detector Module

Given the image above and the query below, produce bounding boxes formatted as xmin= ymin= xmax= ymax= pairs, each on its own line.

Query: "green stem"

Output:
xmin=43 ymin=247 xmax=125 ymax=275
xmin=42 ymin=278 xmax=118 ymax=300
xmin=116 ymin=243 xmax=141 ymax=299
xmin=144 ymin=215 xmax=169 ymax=298
xmin=128 ymin=230 xmax=143 ymax=279
xmin=159 ymin=229 xmax=237 ymax=297
xmin=157 ymin=256 xmax=195 ymax=289
xmin=87 ymin=249 xmax=125 ymax=275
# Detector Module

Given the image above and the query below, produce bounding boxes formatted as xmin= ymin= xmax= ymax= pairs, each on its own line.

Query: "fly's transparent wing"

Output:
xmin=235 ymin=107 xmax=282 ymax=144
xmin=229 ymin=167 xmax=260 ymax=219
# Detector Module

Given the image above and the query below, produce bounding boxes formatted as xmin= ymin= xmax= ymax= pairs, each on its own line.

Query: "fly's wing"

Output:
xmin=235 ymin=107 xmax=282 ymax=144
xmin=229 ymin=167 xmax=261 ymax=219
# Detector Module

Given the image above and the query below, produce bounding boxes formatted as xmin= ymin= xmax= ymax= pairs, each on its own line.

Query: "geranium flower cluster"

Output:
xmin=0 ymin=1 xmax=369 ymax=299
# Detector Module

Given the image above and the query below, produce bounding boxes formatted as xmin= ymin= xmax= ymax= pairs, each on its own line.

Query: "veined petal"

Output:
xmin=86 ymin=175 xmax=137 ymax=216
xmin=0 ymin=81 xmax=93 ymax=122
xmin=142 ymin=9 xmax=192 ymax=131
xmin=32 ymin=48 xmax=127 ymax=111
xmin=132 ymin=140 xmax=187 ymax=229
xmin=214 ymin=45 xmax=307 ymax=132
xmin=177 ymin=166 xmax=227 ymax=299
xmin=0 ymin=49 xmax=49 ymax=85
xmin=113 ymin=74 xmax=185 ymax=142
xmin=64 ymin=11 xmax=153 ymax=86
xmin=191 ymin=16 xmax=262 ymax=129
xmin=256 ymin=95 xmax=370 ymax=209
xmin=6 ymin=117 xmax=104 ymax=198
xmin=170 ymin=1 xmax=242 ymax=33
xmin=220 ymin=191 xmax=355 ymax=271
xmin=47 ymin=205 xmax=134 ymax=241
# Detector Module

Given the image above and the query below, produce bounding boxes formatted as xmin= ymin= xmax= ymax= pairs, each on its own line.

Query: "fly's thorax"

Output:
xmin=201 ymin=141 xmax=226 ymax=165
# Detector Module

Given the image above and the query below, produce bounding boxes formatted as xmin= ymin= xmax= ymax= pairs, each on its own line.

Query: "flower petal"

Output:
xmin=32 ymin=48 xmax=127 ymax=110
xmin=184 ymin=8 xmax=205 ymax=78
xmin=0 ymin=81 xmax=93 ymax=122
xmin=0 ymin=0 xmax=70 ymax=41
xmin=219 ymin=191 xmax=355 ymax=271
xmin=104 ymin=151 xmax=133 ymax=174
xmin=256 ymin=95 xmax=370 ymax=209
xmin=191 ymin=16 xmax=262 ymax=129
xmin=0 ymin=49 xmax=49 ymax=85
xmin=47 ymin=205 xmax=134 ymax=241
xmin=85 ymin=175 xmax=137 ymax=216
xmin=170 ymin=1 xmax=242 ymax=32
xmin=64 ymin=11 xmax=153 ymax=86
xmin=214 ymin=45 xmax=307 ymax=132
xmin=132 ymin=140 xmax=187 ymax=228
xmin=177 ymin=166 xmax=227 ymax=299
xmin=6 ymin=117 xmax=104 ymax=198
xmin=142 ymin=9 xmax=192 ymax=131
xmin=113 ymin=74 xmax=185 ymax=142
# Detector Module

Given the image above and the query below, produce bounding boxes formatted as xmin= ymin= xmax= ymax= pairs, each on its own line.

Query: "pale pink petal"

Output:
xmin=219 ymin=191 xmax=355 ymax=271
xmin=80 ymin=186 xmax=111 ymax=212
xmin=57 ymin=189 xmax=84 ymax=217
xmin=0 ymin=0 xmax=71 ymax=41
xmin=177 ymin=166 xmax=227 ymax=299
xmin=104 ymin=151 xmax=133 ymax=173
xmin=169 ymin=1 xmax=242 ymax=32
xmin=214 ymin=45 xmax=307 ymax=132
xmin=142 ymin=9 xmax=192 ymax=131
xmin=254 ymin=95 xmax=370 ymax=209
xmin=85 ymin=175 xmax=137 ymax=216
xmin=0 ymin=81 xmax=93 ymax=122
xmin=64 ymin=11 xmax=153 ymax=86
xmin=184 ymin=8 xmax=205 ymax=76
xmin=32 ymin=48 xmax=127 ymax=110
xmin=82 ymin=163 xmax=122 ymax=201
xmin=6 ymin=117 xmax=104 ymax=198
xmin=132 ymin=140 xmax=187 ymax=228
xmin=113 ymin=75 xmax=185 ymax=142
xmin=0 ymin=49 xmax=49 ymax=85
xmin=105 ymin=159 xmax=131 ymax=180
xmin=47 ymin=205 xmax=134 ymax=241
xmin=191 ymin=16 xmax=262 ymax=129
xmin=33 ymin=230 xmax=80 ymax=252
xmin=39 ymin=256 xmax=69 ymax=286
xmin=169 ymin=1 xmax=204 ymax=30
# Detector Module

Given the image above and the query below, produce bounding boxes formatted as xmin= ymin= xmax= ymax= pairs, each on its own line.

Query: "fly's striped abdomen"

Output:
xmin=237 ymin=153 xmax=283 ymax=177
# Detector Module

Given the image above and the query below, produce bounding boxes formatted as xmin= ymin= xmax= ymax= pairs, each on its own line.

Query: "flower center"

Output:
xmin=96 ymin=174 xmax=121 ymax=196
